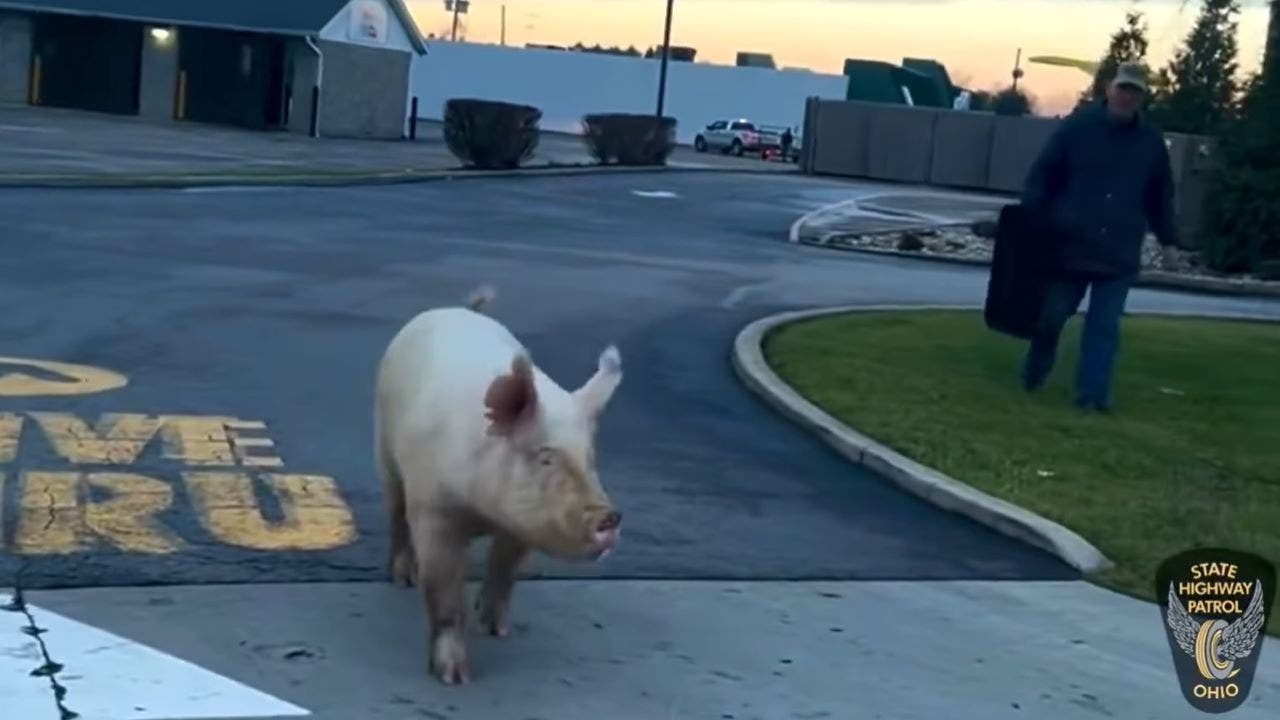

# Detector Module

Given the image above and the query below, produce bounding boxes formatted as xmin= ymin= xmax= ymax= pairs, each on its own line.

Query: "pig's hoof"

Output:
xmin=485 ymin=617 xmax=510 ymax=638
xmin=431 ymin=633 xmax=471 ymax=685
xmin=482 ymin=609 xmax=510 ymax=637
xmin=390 ymin=551 xmax=417 ymax=588
xmin=477 ymin=597 xmax=510 ymax=637
xmin=435 ymin=659 xmax=471 ymax=686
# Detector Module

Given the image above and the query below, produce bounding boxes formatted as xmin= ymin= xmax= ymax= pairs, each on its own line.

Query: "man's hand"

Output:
xmin=1161 ymin=245 xmax=1180 ymax=270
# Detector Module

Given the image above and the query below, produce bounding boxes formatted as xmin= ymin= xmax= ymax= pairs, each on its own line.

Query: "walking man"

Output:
xmin=1019 ymin=61 xmax=1180 ymax=412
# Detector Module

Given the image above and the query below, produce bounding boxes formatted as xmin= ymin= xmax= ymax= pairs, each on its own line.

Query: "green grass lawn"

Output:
xmin=763 ymin=309 xmax=1280 ymax=634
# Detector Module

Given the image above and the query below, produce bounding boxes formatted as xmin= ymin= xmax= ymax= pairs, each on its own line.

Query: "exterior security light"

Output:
xmin=150 ymin=27 xmax=172 ymax=42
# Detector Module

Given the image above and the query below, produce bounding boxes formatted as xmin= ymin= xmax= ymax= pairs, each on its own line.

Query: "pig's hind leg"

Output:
xmin=414 ymin=515 xmax=473 ymax=684
xmin=477 ymin=530 xmax=529 ymax=638
xmin=376 ymin=425 xmax=416 ymax=587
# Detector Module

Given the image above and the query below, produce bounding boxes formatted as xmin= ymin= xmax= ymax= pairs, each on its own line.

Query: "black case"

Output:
xmin=984 ymin=203 xmax=1053 ymax=340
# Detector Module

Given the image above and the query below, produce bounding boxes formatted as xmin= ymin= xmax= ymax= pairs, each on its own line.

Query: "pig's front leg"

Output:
xmin=415 ymin=516 xmax=472 ymax=684
xmin=477 ymin=530 xmax=529 ymax=638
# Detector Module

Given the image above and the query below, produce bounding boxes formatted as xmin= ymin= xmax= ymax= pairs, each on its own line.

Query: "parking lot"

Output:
xmin=0 ymin=104 xmax=796 ymax=176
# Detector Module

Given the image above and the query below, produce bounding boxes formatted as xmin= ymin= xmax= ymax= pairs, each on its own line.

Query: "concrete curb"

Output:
xmin=0 ymin=162 xmax=798 ymax=190
xmin=731 ymin=303 xmax=1120 ymax=576
xmin=795 ymin=231 xmax=1280 ymax=300
xmin=802 ymin=235 xmax=991 ymax=268
xmin=734 ymin=304 xmax=1280 ymax=575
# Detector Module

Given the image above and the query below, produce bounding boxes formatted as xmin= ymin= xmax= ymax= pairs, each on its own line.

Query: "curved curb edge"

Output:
xmin=0 ymin=163 xmax=799 ymax=190
xmin=730 ymin=303 xmax=1118 ymax=576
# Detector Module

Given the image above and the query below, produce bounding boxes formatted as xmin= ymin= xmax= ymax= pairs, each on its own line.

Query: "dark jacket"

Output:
xmin=1020 ymin=101 xmax=1178 ymax=279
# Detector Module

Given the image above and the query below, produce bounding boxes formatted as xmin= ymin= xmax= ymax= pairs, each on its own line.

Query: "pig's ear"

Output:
xmin=574 ymin=345 xmax=622 ymax=422
xmin=484 ymin=352 xmax=539 ymax=435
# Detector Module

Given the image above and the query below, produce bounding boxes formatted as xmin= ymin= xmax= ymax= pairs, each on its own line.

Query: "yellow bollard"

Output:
xmin=29 ymin=54 xmax=41 ymax=105
xmin=175 ymin=69 xmax=187 ymax=120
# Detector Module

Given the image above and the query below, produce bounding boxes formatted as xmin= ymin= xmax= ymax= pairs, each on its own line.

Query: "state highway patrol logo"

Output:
xmin=1157 ymin=548 xmax=1275 ymax=713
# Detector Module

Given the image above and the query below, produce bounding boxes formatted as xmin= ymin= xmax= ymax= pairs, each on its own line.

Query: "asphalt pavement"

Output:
xmin=4 ymin=171 xmax=1280 ymax=719
xmin=0 ymin=171 xmax=1079 ymax=589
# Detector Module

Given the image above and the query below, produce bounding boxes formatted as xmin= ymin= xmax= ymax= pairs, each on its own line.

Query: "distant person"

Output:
xmin=780 ymin=127 xmax=793 ymax=161
xmin=1018 ymin=61 xmax=1180 ymax=413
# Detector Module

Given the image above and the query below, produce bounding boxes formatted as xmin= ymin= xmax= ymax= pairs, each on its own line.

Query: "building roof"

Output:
xmin=841 ymin=58 xmax=949 ymax=108
xmin=0 ymin=0 xmax=427 ymax=53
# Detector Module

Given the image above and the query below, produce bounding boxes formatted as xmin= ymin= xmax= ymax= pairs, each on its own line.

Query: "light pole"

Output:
xmin=655 ymin=0 xmax=675 ymax=117
xmin=445 ymin=0 xmax=469 ymax=41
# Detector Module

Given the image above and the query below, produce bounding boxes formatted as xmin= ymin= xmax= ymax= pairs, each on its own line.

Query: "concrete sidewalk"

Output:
xmin=0 ymin=104 xmax=794 ymax=178
xmin=5 ymin=580 xmax=1276 ymax=720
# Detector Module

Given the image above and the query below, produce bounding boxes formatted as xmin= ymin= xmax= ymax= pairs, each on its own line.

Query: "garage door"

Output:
xmin=31 ymin=14 xmax=142 ymax=115
xmin=179 ymin=28 xmax=286 ymax=130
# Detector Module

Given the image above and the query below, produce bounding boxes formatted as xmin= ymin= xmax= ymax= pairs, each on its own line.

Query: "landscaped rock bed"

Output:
xmin=822 ymin=224 xmax=1277 ymax=287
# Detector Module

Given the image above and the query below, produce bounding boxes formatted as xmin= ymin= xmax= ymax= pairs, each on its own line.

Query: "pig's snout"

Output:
xmin=597 ymin=510 xmax=621 ymax=532
xmin=591 ymin=510 xmax=622 ymax=560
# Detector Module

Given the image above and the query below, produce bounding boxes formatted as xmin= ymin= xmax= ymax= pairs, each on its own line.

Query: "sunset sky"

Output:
xmin=403 ymin=0 xmax=1272 ymax=115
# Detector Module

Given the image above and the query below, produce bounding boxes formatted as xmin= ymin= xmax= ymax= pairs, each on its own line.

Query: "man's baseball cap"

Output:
xmin=1111 ymin=61 xmax=1149 ymax=91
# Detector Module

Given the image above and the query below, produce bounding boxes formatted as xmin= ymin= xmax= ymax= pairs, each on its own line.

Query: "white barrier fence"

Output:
xmin=409 ymin=40 xmax=850 ymax=145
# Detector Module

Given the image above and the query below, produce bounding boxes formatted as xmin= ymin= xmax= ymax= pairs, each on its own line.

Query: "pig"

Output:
xmin=374 ymin=286 xmax=624 ymax=685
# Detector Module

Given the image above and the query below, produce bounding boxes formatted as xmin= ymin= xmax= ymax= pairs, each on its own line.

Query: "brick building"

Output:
xmin=0 ymin=0 xmax=426 ymax=138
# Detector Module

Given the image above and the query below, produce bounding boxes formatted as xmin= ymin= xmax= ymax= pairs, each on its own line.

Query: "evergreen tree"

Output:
xmin=967 ymin=89 xmax=995 ymax=112
xmin=1083 ymin=10 xmax=1151 ymax=103
xmin=1266 ymin=0 xmax=1279 ymax=85
xmin=1147 ymin=0 xmax=1242 ymax=134
xmin=1195 ymin=3 xmax=1280 ymax=277
xmin=1197 ymin=70 xmax=1280 ymax=274
xmin=992 ymin=87 xmax=1034 ymax=116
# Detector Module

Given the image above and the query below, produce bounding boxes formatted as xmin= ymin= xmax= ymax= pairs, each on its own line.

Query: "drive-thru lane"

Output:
xmin=0 ymin=172 xmax=1090 ymax=588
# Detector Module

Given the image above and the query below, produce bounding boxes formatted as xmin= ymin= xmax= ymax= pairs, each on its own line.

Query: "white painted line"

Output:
xmin=2 ymin=592 xmax=309 ymax=720
xmin=431 ymin=236 xmax=736 ymax=273
xmin=0 ymin=124 xmax=62 ymax=133
xmin=788 ymin=198 xmax=860 ymax=243
xmin=630 ymin=189 xmax=679 ymax=198
xmin=719 ymin=281 xmax=770 ymax=309
xmin=179 ymin=186 xmax=288 ymax=194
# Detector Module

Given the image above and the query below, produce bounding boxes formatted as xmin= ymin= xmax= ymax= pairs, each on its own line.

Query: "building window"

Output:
xmin=241 ymin=45 xmax=253 ymax=76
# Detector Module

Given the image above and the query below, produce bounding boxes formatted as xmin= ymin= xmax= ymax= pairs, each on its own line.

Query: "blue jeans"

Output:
xmin=1021 ymin=275 xmax=1132 ymax=409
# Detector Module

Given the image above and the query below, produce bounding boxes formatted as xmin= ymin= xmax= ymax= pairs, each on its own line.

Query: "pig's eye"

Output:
xmin=536 ymin=447 xmax=557 ymax=466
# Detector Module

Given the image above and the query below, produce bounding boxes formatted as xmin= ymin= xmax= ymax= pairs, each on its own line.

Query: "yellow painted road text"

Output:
xmin=0 ymin=412 xmax=356 ymax=555
xmin=0 ymin=356 xmax=129 ymax=397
